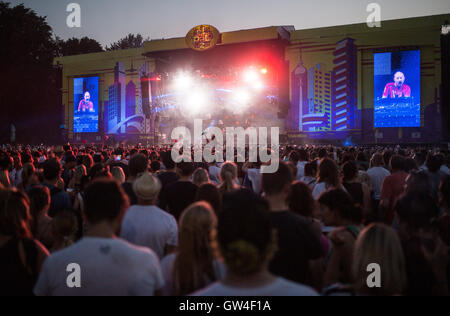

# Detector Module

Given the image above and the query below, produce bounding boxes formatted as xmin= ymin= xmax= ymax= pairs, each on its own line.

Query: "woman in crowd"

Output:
xmin=192 ymin=168 xmax=210 ymax=187
xmin=28 ymin=186 xmax=53 ymax=249
xmin=111 ymin=166 xmax=126 ymax=184
xmin=323 ymin=223 xmax=407 ymax=296
xmin=342 ymin=161 xmax=371 ymax=219
xmin=299 ymin=161 xmax=317 ymax=189
xmin=0 ymin=188 xmax=49 ymax=296
xmin=318 ymin=189 xmax=363 ymax=287
xmin=192 ymin=189 xmax=318 ymax=296
xmin=352 ymin=223 xmax=406 ymax=296
xmin=289 ymin=181 xmax=322 ymax=239
xmin=218 ymin=162 xmax=240 ymax=194
xmin=195 ymin=183 xmax=223 ymax=216
xmin=312 ymin=158 xmax=341 ymax=199
xmin=81 ymin=154 xmax=94 ymax=174
xmin=161 ymin=202 xmax=224 ymax=296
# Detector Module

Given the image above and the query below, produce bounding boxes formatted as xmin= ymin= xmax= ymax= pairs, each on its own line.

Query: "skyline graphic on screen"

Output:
xmin=374 ymin=50 xmax=421 ymax=128
xmin=74 ymin=77 xmax=99 ymax=133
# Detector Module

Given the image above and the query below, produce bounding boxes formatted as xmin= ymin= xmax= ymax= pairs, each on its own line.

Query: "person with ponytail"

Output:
xmin=218 ymin=162 xmax=240 ymax=194
xmin=160 ymin=202 xmax=225 ymax=296
xmin=318 ymin=189 xmax=364 ymax=287
xmin=192 ymin=189 xmax=318 ymax=296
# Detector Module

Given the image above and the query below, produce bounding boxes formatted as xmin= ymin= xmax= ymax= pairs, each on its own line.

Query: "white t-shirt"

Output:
xmin=300 ymin=176 xmax=316 ymax=189
xmin=34 ymin=237 xmax=164 ymax=296
xmin=191 ymin=277 xmax=318 ymax=296
xmin=296 ymin=161 xmax=308 ymax=180
xmin=312 ymin=182 xmax=328 ymax=200
xmin=160 ymin=253 xmax=226 ymax=296
xmin=313 ymin=183 xmax=347 ymax=200
xmin=247 ymin=168 xmax=262 ymax=196
xmin=367 ymin=167 xmax=391 ymax=200
xmin=120 ymin=205 xmax=178 ymax=259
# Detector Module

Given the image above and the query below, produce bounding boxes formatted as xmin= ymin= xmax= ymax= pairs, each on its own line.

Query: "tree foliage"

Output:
xmin=106 ymin=33 xmax=148 ymax=51
xmin=0 ymin=2 xmax=59 ymax=144
xmin=55 ymin=37 xmax=103 ymax=57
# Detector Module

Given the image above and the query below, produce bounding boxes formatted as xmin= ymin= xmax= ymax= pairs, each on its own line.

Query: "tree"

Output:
xmin=0 ymin=2 xmax=62 ymax=143
xmin=106 ymin=33 xmax=148 ymax=51
xmin=55 ymin=36 xmax=103 ymax=57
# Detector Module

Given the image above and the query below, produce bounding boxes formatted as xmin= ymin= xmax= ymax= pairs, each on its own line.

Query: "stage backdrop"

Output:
xmin=286 ymin=14 xmax=447 ymax=144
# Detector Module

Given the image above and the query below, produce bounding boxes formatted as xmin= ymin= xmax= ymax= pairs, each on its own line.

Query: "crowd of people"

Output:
xmin=0 ymin=143 xmax=449 ymax=296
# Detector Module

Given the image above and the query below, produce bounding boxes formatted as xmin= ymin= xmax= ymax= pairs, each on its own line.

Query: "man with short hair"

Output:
xmin=261 ymin=162 xmax=323 ymax=286
xmin=122 ymin=154 xmax=148 ymax=206
xmin=382 ymin=71 xmax=411 ymax=99
xmin=62 ymin=155 xmax=77 ymax=189
xmin=34 ymin=179 xmax=164 ymax=296
xmin=367 ymin=153 xmax=390 ymax=203
xmin=157 ymin=151 xmax=179 ymax=210
xmin=42 ymin=158 xmax=71 ymax=217
xmin=165 ymin=161 xmax=197 ymax=221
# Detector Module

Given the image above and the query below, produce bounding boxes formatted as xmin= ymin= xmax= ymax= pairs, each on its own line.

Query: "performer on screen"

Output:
xmin=77 ymin=91 xmax=94 ymax=112
xmin=382 ymin=71 xmax=411 ymax=99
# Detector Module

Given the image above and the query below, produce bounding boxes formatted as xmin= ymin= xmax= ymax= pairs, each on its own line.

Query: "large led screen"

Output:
xmin=374 ymin=50 xmax=420 ymax=128
xmin=74 ymin=76 xmax=99 ymax=133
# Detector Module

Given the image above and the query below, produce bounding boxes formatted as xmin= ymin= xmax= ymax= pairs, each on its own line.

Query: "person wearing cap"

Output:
xmin=34 ymin=179 xmax=164 ymax=296
xmin=120 ymin=172 xmax=178 ymax=259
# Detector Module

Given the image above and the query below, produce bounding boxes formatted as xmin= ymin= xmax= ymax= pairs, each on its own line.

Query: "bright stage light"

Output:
xmin=174 ymin=72 xmax=193 ymax=91
xmin=234 ymin=89 xmax=251 ymax=105
xmin=186 ymin=89 xmax=208 ymax=114
xmin=260 ymin=68 xmax=268 ymax=75
xmin=243 ymin=69 xmax=259 ymax=83
xmin=252 ymin=81 xmax=264 ymax=91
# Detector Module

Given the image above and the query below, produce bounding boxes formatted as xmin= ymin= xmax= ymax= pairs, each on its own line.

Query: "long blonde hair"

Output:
xmin=219 ymin=162 xmax=238 ymax=193
xmin=192 ymin=168 xmax=210 ymax=187
xmin=173 ymin=202 xmax=217 ymax=296
xmin=353 ymin=223 xmax=406 ymax=296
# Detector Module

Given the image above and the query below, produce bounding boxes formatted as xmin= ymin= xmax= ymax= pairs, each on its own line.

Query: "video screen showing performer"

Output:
xmin=374 ymin=50 xmax=420 ymax=128
xmin=382 ymin=71 xmax=411 ymax=99
xmin=73 ymin=77 xmax=99 ymax=133
xmin=77 ymin=91 xmax=95 ymax=113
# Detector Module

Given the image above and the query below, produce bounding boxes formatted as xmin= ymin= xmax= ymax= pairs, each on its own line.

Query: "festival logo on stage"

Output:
xmin=186 ymin=25 xmax=220 ymax=51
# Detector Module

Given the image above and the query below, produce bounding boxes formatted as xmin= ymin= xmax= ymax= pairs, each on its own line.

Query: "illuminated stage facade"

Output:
xmin=55 ymin=14 xmax=450 ymax=145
